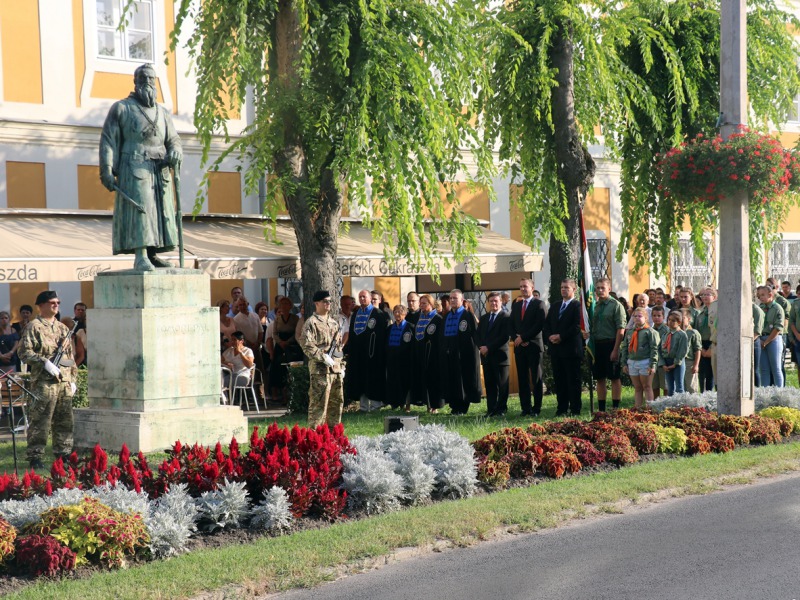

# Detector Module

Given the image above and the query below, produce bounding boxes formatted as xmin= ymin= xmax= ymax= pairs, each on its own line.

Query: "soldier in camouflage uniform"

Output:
xmin=17 ymin=291 xmax=77 ymax=469
xmin=300 ymin=291 xmax=344 ymax=429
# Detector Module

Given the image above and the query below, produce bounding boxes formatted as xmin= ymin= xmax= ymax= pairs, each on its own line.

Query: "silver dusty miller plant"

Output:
xmin=249 ymin=486 xmax=294 ymax=533
xmin=196 ymin=478 xmax=249 ymax=532
xmin=341 ymin=447 xmax=405 ymax=515
xmin=146 ymin=483 xmax=200 ymax=559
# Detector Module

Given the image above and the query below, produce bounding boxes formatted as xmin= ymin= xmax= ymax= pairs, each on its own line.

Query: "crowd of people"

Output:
xmin=238 ymin=276 xmax=800 ymax=423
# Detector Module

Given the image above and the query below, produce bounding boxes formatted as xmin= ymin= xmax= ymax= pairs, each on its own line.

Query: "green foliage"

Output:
xmin=486 ymin=0 xmax=684 ymax=250
xmin=653 ymin=425 xmax=689 ymax=454
xmin=25 ymin=497 xmax=149 ymax=568
xmin=287 ymin=364 xmax=310 ymax=414
xmin=759 ymin=406 xmax=800 ymax=434
xmin=171 ymin=0 xmax=499 ymax=279
xmin=72 ymin=367 xmax=88 ymax=409
xmin=617 ymin=0 xmax=800 ymax=276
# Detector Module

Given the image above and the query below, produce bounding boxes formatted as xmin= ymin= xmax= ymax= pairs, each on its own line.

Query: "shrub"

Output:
xmin=476 ymin=458 xmax=510 ymax=489
xmin=618 ymin=423 xmax=659 ymax=455
xmin=541 ymin=452 xmax=581 ymax=479
xmin=0 ymin=517 xmax=15 ymax=564
xmin=653 ymin=426 xmax=689 ymax=454
xmin=373 ymin=429 xmax=438 ymax=506
xmin=701 ymin=430 xmax=736 ymax=453
xmin=14 ymin=535 xmax=76 ymax=577
xmin=72 ymin=367 xmax=89 ymax=408
xmin=287 ymin=364 xmax=310 ymax=413
xmin=196 ymin=479 xmax=250 ymax=532
xmin=243 ymin=424 xmax=351 ymax=520
xmin=250 ymin=487 xmax=294 ymax=533
xmin=502 ymin=452 xmax=539 ymax=478
xmin=341 ymin=448 xmax=404 ymax=515
xmin=412 ymin=425 xmax=476 ymax=499
xmin=747 ymin=415 xmax=783 ymax=445
xmin=716 ymin=415 xmax=751 ymax=445
xmin=27 ymin=497 xmax=149 ymax=568
xmin=525 ymin=423 xmax=547 ymax=436
xmin=145 ymin=483 xmax=199 ymax=560
xmin=0 ymin=495 xmax=50 ymax=529
xmin=686 ymin=434 xmax=712 ymax=456
xmin=759 ymin=406 xmax=800 ymax=433
xmin=569 ymin=438 xmax=606 ymax=467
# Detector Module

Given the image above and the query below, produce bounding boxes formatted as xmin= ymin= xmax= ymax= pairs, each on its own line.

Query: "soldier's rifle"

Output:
xmin=51 ymin=320 xmax=79 ymax=369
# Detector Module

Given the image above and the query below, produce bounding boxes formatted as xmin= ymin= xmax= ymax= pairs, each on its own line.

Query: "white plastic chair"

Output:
xmin=231 ymin=366 xmax=261 ymax=413
xmin=220 ymin=366 xmax=232 ymax=404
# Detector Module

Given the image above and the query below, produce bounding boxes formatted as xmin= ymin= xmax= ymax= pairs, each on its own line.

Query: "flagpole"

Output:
xmin=579 ymin=206 xmax=595 ymax=414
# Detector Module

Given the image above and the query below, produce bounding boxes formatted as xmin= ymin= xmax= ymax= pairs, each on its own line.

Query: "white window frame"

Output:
xmin=80 ymin=0 xmax=173 ymax=110
xmin=768 ymin=235 xmax=800 ymax=285
xmin=95 ymin=0 xmax=156 ymax=63
xmin=670 ymin=234 xmax=716 ymax=292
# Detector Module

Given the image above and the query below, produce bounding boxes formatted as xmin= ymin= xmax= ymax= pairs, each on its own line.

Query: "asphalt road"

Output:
xmin=273 ymin=473 xmax=800 ymax=600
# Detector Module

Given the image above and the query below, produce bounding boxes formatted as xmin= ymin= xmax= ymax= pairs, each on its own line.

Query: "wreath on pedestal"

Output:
xmin=655 ymin=127 xmax=800 ymax=270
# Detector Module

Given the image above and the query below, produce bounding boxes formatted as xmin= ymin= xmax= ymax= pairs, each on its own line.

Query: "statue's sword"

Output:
xmin=112 ymin=184 xmax=146 ymax=214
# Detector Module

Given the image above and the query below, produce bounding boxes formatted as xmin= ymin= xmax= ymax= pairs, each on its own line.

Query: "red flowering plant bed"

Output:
xmin=0 ymin=424 xmax=353 ymax=522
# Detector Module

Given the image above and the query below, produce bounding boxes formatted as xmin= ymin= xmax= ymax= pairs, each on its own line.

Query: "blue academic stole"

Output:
xmin=353 ymin=305 xmax=373 ymax=335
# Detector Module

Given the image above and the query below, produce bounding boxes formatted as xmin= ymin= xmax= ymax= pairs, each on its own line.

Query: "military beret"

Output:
xmin=35 ymin=290 xmax=58 ymax=305
xmin=312 ymin=290 xmax=332 ymax=302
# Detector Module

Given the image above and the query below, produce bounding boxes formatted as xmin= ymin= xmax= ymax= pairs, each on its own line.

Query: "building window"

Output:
xmin=671 ymin=239 xmax=716 ymax=292
xmin=769 ymin=239 xmax=800 ymax=285
xmin=96 ymin=0 xmax=154 ymax=61
xmin=586 ymin=238 xmax=610 ymax=285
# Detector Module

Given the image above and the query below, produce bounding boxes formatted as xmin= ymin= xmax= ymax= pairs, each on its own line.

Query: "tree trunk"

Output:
xmin=274 ymin=0 xmax=342 ymax=315
xmin=547 ymin=23 xmax=596 ymax=305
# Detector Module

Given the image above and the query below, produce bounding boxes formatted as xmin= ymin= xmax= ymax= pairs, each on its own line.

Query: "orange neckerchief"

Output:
xmin=629 ymin=322 xmax=650 ymax=353
xmin=664 ymin=331 xmax=673 ymax=352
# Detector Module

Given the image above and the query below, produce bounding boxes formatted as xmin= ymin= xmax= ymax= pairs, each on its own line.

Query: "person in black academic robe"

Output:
xmin=344 ymin=289 xmax=389 ymax=410
xmin=441 ymin=290 xmax=482 ymax=415
xmin=543 ymin=279 xmax=584 ymax=416
xmin=386 ymin=305 xmax=415 ymax=410
xmin=410 ymin=294 xmax=445 ymax=412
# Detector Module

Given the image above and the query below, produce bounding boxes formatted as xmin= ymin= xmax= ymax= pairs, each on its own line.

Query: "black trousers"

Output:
xmin=514 ymin=345 xmax=543 ymax=413
xmin=698 ymin=341 xmax=714 ymax=391
xmin=552 ymin=354 xmax=582 ymax=415
xmin=482 ymin=356 xmax=509 ymax=414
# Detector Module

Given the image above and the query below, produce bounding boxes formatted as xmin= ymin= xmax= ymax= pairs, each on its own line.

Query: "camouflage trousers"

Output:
xmin=307 ymin=372 xmax=344 ymax=429
xmin=26 ymin=381 xmax=74 ymax=461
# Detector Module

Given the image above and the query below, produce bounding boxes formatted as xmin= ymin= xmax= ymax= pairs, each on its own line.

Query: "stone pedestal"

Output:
xmin=73 ymin=269 xmax=248 ymax=453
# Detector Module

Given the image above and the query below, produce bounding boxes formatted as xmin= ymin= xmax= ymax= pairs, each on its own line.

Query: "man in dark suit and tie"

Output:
xmin=544 ymin=278 xmax=584 ymax=416
xmin=511 ymin=278 xmax=547 ymax=417
xmin=478 ymin=292 xmax=511 ymax=416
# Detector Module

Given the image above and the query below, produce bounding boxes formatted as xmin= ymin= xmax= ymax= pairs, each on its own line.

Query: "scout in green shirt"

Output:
xmin=587 ymin=279 xmax=627 ymax=412
xmin=681 ymin=310 xmax=702 ymax=393
xmin=677 ymin=288 xmax=700 ymax=328
xmin=757 ymin=285 xmax=786 ymax=388
xmin=661 ymin=311 xmax=689 ymax=396
xmin=650 ymin=305 xmax=669 ymax=398
xmin=620 ymin=308 xmax=660 ymax=410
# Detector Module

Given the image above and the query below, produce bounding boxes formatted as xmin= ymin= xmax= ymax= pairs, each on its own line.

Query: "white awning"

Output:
xmin=0 ymin=211 xmax=542 ymax=283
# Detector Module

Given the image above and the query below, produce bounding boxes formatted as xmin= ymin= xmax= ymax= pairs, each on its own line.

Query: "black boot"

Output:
xmin=612 ymin=399 xmax=621 ymax=409
xmin=598 ymin=400 xmax=606 ymax=412
xmin=29 ymin=458 xmax=44 ymax=470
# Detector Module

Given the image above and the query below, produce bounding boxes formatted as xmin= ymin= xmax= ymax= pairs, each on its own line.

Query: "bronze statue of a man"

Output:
xmin=99 ymin=64 xmax=182 ymax=271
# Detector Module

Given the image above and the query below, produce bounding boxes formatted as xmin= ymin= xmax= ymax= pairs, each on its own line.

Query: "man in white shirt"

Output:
xmin=233 ymin=297 xmax=264 ymax=400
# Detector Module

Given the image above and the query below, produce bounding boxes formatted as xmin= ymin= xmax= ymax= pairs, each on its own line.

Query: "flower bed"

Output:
xmin=1 ymin=407 xmax=798 ymax=582
xmin=473 ymin=407 xmax=800 ymax=488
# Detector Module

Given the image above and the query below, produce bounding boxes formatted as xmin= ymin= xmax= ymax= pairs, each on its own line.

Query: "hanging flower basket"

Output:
xmin=657 ymin=127 xmax=800 ymax=205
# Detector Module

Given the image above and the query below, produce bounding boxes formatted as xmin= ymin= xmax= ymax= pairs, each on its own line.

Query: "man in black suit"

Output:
xmin=544 ymin=278 xmax=584 ymax=416
xmin=478 ymin=292 xmax=511 ymax=416
xmin=511 ymin=278 xmax=547 ymax=417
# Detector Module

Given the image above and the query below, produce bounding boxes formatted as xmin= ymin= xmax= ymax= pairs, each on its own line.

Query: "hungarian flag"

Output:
xmin=579 ymin=207 xmax=595 ymax=361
